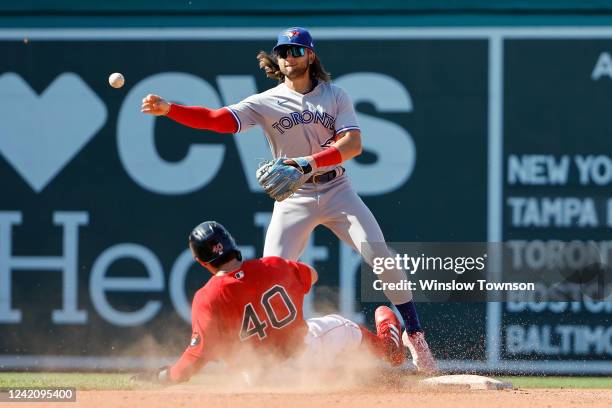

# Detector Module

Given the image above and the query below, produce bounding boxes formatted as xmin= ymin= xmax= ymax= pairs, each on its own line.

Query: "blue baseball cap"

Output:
xmin=273 ymin=27 xmax=315 ymax=52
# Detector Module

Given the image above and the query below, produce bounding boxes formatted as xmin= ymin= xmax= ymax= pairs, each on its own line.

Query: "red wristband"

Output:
xmin=312 ymin=146 xmax=343 ymax=168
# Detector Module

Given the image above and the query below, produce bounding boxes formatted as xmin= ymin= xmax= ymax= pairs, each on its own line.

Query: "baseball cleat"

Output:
xmin=374 ymin=306 xmax=405 ymax=366
xmin=402 ymin=330 xmax=437 ymax=374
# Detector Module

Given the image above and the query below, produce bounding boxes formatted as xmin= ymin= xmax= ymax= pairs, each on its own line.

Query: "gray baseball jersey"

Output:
xmin=228 ymin=80 xmax=410 ymax=306
xmin=227 ymin=81 xmax=360 ymax=174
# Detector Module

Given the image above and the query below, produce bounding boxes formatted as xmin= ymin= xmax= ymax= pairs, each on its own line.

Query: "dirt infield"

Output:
xmin=8 ymin=367 xmax=610 ymax=407
xmin=41 ymin=387 xmax=612 ymax=408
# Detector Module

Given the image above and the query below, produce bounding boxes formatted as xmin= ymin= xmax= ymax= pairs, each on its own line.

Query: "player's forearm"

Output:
xmin=331 ymin=130 xmax=362 ymax=161
xmin=304 ymin=131 xmax=361 ymax=170
xmin=168 ymin=349 xmax=206 ymax=382
xmin=166 ymin=104 xmax=238 ymax=134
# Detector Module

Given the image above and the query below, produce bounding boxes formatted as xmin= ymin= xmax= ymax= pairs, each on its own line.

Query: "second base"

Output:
xmin=420 ymin=374 xmax=513 ymax=390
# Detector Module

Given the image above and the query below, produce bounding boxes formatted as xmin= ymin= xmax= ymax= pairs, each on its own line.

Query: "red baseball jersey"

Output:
xmin=169 ymin=256 xmax=312 ymax=381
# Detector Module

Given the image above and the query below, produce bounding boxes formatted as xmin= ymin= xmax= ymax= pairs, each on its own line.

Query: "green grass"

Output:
xmin=0 ymin=373 xmax=611 ymax=391
xmin=0 ymin=373 xmax=136 ymax=390
xmin=499 ymin=376 xmax=612 ymax=389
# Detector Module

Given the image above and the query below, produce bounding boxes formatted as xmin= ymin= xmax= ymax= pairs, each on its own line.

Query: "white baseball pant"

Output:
xmin=263 ymin=175 xmax=411 ymax=304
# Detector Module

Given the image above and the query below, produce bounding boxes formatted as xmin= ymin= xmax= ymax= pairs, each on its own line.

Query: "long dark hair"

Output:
xmin=257 ymin=50 xmax=331 ymax=83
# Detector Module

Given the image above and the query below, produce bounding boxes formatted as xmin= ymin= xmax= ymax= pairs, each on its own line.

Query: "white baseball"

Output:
xmin=108 ymin=72 xmax=125 ymax=88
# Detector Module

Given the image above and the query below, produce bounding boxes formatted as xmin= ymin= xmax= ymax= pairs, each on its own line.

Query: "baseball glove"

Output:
xmin=256 ymin=157 xmax=312 ymax=202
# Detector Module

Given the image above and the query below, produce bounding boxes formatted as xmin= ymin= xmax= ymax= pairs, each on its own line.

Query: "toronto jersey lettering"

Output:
xmin=271 ymin=109 xmax=336 ymax=135
xmin=227 ymin=82 xmax=360 ymax=173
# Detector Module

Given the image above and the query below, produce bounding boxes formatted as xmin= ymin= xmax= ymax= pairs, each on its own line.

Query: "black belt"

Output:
xmin=305 ymin=167 xmax=344 ymax=184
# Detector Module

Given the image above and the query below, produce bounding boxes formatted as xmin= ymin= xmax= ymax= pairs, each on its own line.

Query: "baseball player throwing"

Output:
xmin=141 ymin=27 xmax=435 ymax=372
xmin=134 ymin=221 xmax=405 ymax=384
